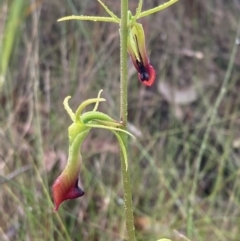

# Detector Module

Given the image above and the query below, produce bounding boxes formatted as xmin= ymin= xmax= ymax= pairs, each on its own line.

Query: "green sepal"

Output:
xmin=81 ymin=111 xmax=117 ymax=125
xmin=112 ymin=131 xmax=129 ymax=170
xmin=127 ymin=22 xmax=145 ymax=62
xmin=68 ymin=129 xmax=90 ymax=167
xmin=68 ymin=123 xmax=90 ymax=146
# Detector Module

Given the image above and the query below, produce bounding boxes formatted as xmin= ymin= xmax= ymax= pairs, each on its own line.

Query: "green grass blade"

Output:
xmin=0 ymin=0 xmax=26 ymax=90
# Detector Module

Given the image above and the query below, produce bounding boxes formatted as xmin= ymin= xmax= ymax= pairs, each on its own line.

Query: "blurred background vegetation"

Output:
xmin=0 ymin=0 xmax=240 ymax=240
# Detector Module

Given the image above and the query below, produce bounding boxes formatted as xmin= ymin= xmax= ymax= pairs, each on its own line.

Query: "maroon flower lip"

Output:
xmin=135 ymin=56 xmax=156 ymax=86
xmin=52 ymin=171 xmax=84 ymax=211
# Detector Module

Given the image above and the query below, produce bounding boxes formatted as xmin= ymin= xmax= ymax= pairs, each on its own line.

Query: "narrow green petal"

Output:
xmin=112 ymin=131 xmax=128 ymax=170
xmin=58 ymin=15 xmax=119 ymax=23
xmin=128 ymin=28 xmax=141 ymax=61
xmin=134 ymin=0 xmax=143 ymax=20
xmin=92 ymin=89 xmax=103 ymax=112
xmin=97 ymin=0 xmax=120 ymax=23
xmin=138 ymin=0 xmax=178 ymax=19
xmin=84 ymin=123 xmax=135 ymax=139
xmin=93 ymin=119 xmax=123 ymax=128
xmin=63 ymin=96 xmax=75 ymax=122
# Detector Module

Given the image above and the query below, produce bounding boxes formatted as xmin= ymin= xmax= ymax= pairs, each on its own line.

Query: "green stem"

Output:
xmin=120 ymin=1 xmax=128 ymax=122
xmin=120 ymin=0 xmax=136 ymax=241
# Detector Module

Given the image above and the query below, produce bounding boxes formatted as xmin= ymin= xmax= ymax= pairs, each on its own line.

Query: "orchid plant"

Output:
xmin=58 ymin=0 xmax=178 ymax=86
xmin=53 ymin=0 xmax=178 ymax=240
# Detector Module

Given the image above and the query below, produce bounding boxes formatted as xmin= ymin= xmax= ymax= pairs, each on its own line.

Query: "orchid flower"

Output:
xmin=57 ymin=0 xmax=178 ymax=87
xmin=127 ymin=21 xmax=155 ymax=86
xmin=52 ymin=129 xmax=89 ymax=211
xmin=52 ymin=90 xmax=134 ymax=211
